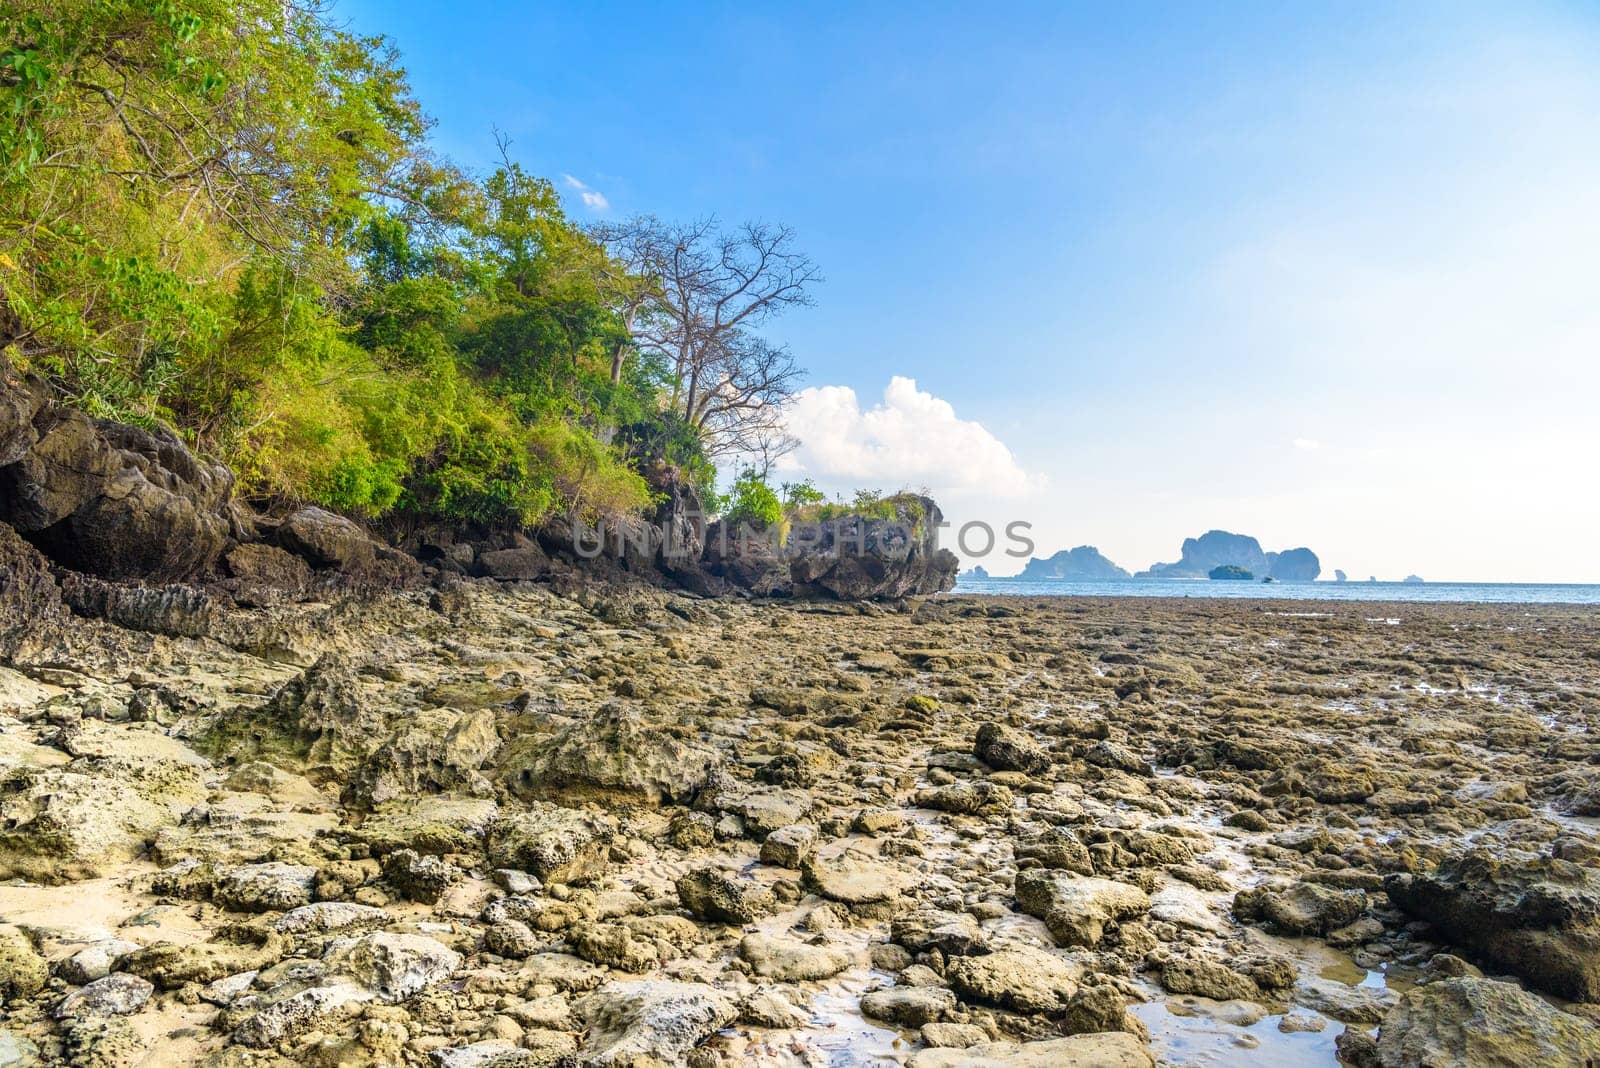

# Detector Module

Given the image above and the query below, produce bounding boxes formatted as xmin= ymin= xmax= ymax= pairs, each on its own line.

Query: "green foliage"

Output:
xmin=0 ymin=0 xmax=708 ymax=531
xmin=780 ymin=478 xmax=825 ymax=509
xmin=723 ymin=468 xmax=783 ymax=530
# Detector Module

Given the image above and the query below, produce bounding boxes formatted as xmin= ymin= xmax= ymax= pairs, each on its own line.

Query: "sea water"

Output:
xmin=951 ymin=577 xmax=1600 ymax=604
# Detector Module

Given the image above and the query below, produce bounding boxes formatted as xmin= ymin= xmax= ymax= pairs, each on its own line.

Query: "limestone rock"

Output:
xmin=1014 ymin=871 xmax=1150 ymax=948
xmin=1376 ymin=977 xmax=1600 ymax=1067
xmin=946 ymin=946 xmax=1081 ymax=1014
xmin=1385 ymin=848 xmax=1600 ymax=1001
xmin=503 ymin=704 xmax=719 ymax=806
xmin=575 ymin=980 xmax=738 ymax=1066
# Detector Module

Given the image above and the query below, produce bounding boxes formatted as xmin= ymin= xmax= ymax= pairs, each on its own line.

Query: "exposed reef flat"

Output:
xmin=0 ymin=588 xmax=1597 ymax=1066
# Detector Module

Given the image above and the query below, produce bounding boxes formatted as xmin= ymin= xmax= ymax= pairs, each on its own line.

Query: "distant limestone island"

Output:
xmin=1013 ymin=530 xmax=1325 ymax=583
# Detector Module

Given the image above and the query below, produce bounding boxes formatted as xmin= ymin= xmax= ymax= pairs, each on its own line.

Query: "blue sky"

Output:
xmin=340 ymin=1 xmax=1600 ymax=581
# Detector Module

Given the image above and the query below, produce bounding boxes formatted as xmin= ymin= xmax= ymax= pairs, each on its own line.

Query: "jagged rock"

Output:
xmin=383 ymin=848 xmax=460 ymax=904
xmin=974 ymin=722 xmax=1050 ymax=774
xmin=218 ymin=653 xmax=387 ymax=785
xmin=1014 ymin=871 xmax=1151 ymax=948
xmin=1376 ymin=977 xmax=1600 ymax=1067
xmin=224 ymin=543 xmax=311 ymax=601
xmin=54 ymin=974 xmax=153 ymax=1019
xmin=1235 ymin=881 xmax=1366 ymax=938
xmin=58 ymin=1014 xmax=143 ymax=1068
xmin=351 ymin=706 xmax=500 ymax=808
xmin=575 ymin=980 xmax=738 ymax=1066
xmin=1385 ymin=848 xmax=1600 ymax=1001
xmin=231 ymin=981 xmax=374 ymax=1048
xmin=273 ymin=902 xmax=390 ymax=936
xmin=212 ymin=862 xmax=318 ymax=913
xmin=946 ymin=947 xmax=1082 ymax=1014
xmin=920 ymin=1023 xmax=989 ymax=1049
xmin=487 ymin=804 xmax=611 ymax=885
xmin=0 ymin=768 xmax=179 ymax=882
xmin=503 ymin=704 xmax=719 ymax=806
xmin=1014 ymin=826 xmax=1094 ymax=875
xmin=324 ymin=931 xmax=462 ymax=1002
xmin=909 ymin=1033 xmax=1155 ymax=1067
xmin=122 ymin=926 xmax=285 ymax=988
xmin=0 ymin=521 xmax=61 ymax=656
xmin=58 ymin=573 xmax=218 ymax=638
xmin=675 ymin=869 xmax=775 ymax=924
xmin=0 ymin=396 xmax=233 ymax=582
xmin=860 ymin=985 xmax=956 ymax=1027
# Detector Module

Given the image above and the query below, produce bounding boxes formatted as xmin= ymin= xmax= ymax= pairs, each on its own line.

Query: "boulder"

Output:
xmin=575 ymin=980 xmax=737 ymax=1067
xmin=946 ymin=946 xmax=1081 ymax=1014
xmin=1160 ymin=956 xmax=1259 ymax=1001
xmin=487 ymin=804 xmax=611 ymax=885
xmin=675 ymin=869 xmax=775 ymax=925
xmin=758 ymin=824 xmax=818 ymax=868
xmin=860 ymin=985 xmax=956 ymax=1028
xmin=974 ymin=722 xmax=1049 ymax=774
xmin=277 ymin=506 xmax=375 ymax=570
xmin=1014 ymin=871 xmax=1150 ymax=948
xmin=739 ymin=932 xmax=853 ymax=981
xmin=1385 ymin=848 xmax=1600 ymax=1001
xmin=503 ymin=704 xmax=719 ymax=807
xmin=1235 ymin=881 xmax=1366 ymax=938
xmin=231 ymin=981 xmax=374 ymax=1048
xmin=0 ymin=397 xmax=233 ymax=581
xmin=54 ymin=974 xmax=153 ymax=1019
xmin=212 ymin=862 xmax=318 ymax=913
xmin=324 ymin=932 xmax=462 ymax=1002
xmin=890 ymin=909 xmax=988 ymax=957
xmin=1376 ymin=977 xmax=1600 ymax=1067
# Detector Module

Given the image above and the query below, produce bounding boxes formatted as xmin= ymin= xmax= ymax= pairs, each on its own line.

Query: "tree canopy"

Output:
xmin=0 ymin=0 xmax=815 ymax=528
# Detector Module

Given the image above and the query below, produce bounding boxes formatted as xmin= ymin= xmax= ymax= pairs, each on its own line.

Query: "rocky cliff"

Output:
xmin=1020 ymin=546 xmax=1130 ymax=581
xmin=0 ymin=372 xmax=955 ymax=620
xmin=1139 ymin=530 xmax=1320 ymax=582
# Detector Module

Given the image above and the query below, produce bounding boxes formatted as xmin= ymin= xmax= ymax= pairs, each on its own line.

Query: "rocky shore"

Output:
xmin=0 ymin=583 xmax=1598 ymax=1066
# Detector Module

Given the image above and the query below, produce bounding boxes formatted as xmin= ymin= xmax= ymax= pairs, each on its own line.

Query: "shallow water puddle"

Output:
xmin=1134 ymin=999 xmax=1346 ymax=1067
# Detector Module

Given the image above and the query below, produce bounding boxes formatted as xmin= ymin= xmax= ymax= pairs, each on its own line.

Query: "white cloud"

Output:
xmin=562 ymin=174 xmax=609 ymax=212
xmin=1293 ymin=438 xmax=1320 ymax=451
xmin=778 ymin=376 xmax=1038 ymax=497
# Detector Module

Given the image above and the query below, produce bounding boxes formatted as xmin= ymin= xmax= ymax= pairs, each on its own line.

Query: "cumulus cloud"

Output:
xmin=562 ymin=174 xmax=609 ymax=212
xmin=778 ymin=376 xmax=1037 ymax=497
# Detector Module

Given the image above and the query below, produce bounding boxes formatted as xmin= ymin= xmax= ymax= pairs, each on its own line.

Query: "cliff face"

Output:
xmin=0 ymin=373 xmax=952 ymax=614
xmin=1139 ymin=530 xmax=1269 ymax=579
xmin=1138 ymin=530 xmax=1320 ymax=582
xmin=1020 ymin=546 xmax=1130 ymax=581
xmin=1268 ymin=547 xmax=1321 ymax=582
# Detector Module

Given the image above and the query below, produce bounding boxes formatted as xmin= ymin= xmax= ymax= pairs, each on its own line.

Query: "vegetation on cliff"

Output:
xmin=0 ymin=0 xmax=813 ymax=530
